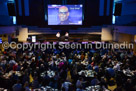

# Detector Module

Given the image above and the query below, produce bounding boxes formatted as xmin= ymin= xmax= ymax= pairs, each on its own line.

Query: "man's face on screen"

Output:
xmin=59 ymin=6 xmax=69 ymax=22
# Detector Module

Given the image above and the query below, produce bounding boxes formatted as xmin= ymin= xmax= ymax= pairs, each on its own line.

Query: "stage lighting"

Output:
xmin=56 ymin=32 xmax=60 ymax=38
xmin=65 ymin=32 xmax=69 ymax=37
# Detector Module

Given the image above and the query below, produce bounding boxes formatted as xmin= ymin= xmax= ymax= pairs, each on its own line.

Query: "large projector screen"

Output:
xmin=48 ymin=5 xmax=83 ymax=25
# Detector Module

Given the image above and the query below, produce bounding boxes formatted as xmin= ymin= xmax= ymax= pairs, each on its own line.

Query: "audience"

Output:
xmin=0 ymin=48 xmax=136 ymax=91
xmin=12 ymin=80 xmax=22 ymax=91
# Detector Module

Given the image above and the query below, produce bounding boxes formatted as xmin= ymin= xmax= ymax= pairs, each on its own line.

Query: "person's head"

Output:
xmin=24 ymin=81 xmax=29 ymax=87
xmin=58 ymin=6 xmax=69 ymax=22
xmin=127 ymin=79 xmax=132 ymax=83
xmin=79 ymin=77 xmax=83 ymax=81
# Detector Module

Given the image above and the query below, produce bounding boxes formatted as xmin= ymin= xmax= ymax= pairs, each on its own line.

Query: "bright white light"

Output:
xmin=52 ymin=5 xmax=61 ymax=7
xmin=13 ymin=16 xmax=16 ymax=24
xmin=80 ymin=5 xmax=83 ymax=7
xmin=52 ymin=5 xmax=57 ymax=7
xmin=32 ymin=36 xmax=36 ymax=42
xmin=112 ymin=15 xmax=116 ymax=24
xmin=56 ymin=32 xmax=60 ymax=38
xmin=65 ymin=32 xmax=69 ymax=37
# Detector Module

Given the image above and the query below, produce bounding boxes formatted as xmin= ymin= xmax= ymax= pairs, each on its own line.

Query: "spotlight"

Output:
xmin=56 ymin=32 xmax=60 ymax=38
xmin=65 ymin=32 xmax=69 ymax=37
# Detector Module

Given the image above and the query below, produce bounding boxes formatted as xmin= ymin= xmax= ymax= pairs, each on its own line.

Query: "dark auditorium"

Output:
xmin=0 ymin=0 xmax=136 ymax=91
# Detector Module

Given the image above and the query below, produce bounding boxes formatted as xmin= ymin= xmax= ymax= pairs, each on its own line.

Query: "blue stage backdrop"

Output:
xmin=48 ymin=5 xmax=83 ymax=25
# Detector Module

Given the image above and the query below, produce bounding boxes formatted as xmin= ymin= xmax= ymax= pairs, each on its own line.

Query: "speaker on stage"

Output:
xmin=114 ymin=3 xmax=122 ymax=16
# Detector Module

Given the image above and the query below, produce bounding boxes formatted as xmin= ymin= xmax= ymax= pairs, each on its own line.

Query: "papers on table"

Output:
xmin=78 ymin=70 xmax=96 ymax=77
xmin=40 ymin=70 xmax=55 ymax=78
xmin=32 ymin=86 xmax=58 ymax=91
xmin=85 ymin=85 xmax=100 ymax=91
xmin=123 ymin=69 xmax=134 ymax=77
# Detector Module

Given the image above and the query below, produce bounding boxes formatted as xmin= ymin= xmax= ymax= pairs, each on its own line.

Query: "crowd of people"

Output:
xmin=0 ymin=47 xmax=136 ymax=91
